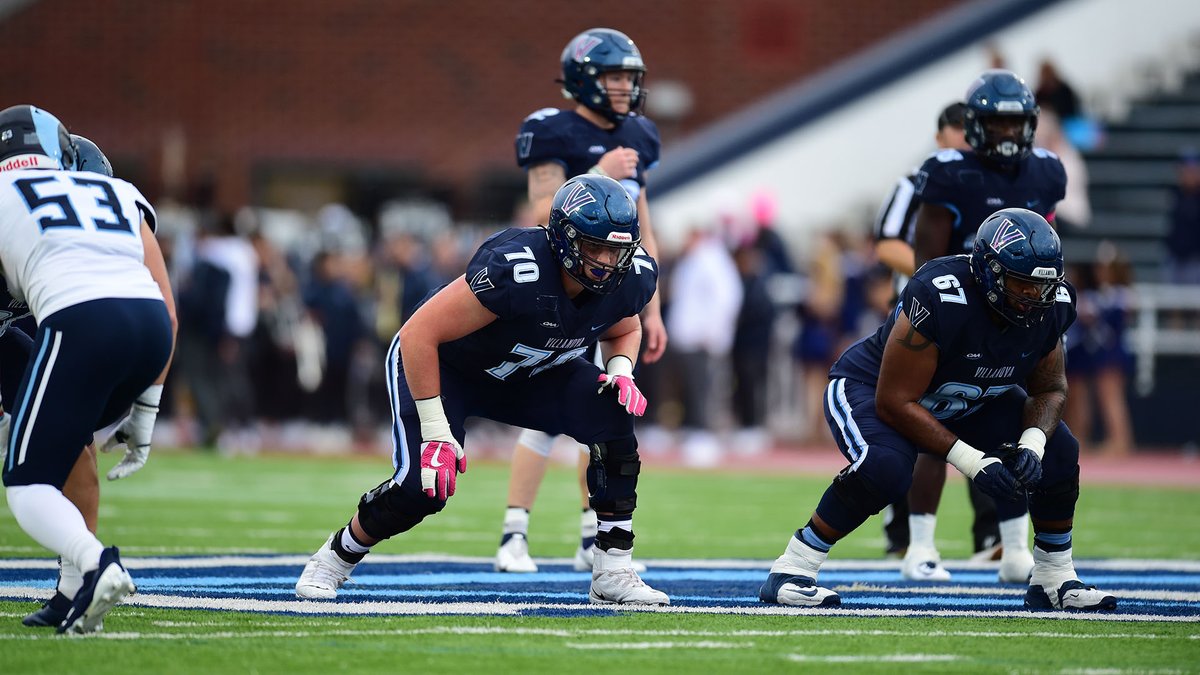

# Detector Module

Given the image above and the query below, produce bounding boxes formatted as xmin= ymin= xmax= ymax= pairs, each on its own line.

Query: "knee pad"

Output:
xmin=586 ymin=438 xmax=640 ymax=515
xmin=817 ymin=466 xmax=897 ymax=534
xmin=356 ymin=477 xmax=444 ymax=541
xmin=516 ymin=428 xmax=555 ymax=458
xmin=1030 ymin=465 xmax=1080 ymax=522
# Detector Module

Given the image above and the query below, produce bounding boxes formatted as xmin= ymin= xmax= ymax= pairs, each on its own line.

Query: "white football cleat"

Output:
xmin=1025 ymin=579 xmax=1117 ymax=611
xmin=495 ymin=533 xmax=538 ymax=573
xmin=295 ymin=533 xmax=357 ymax=599
xmin=901 ymin=545 xmax=952 ymax=582
xmin=589 ymin=547 xmax=668 ymax=605
xmin=758 ymin=573 xmax=840 ymax=607
xmin=57 ymin=547 xmax=135 ymax=635
xmin=999 ymin=546 xmax=1035 ymax=583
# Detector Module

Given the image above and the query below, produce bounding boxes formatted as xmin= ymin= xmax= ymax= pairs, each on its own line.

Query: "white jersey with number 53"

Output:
xmin=0 ymin=168 xmax=163 ymax=321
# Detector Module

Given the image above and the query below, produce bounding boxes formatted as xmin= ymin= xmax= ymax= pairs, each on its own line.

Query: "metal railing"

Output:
xmin=1129 ymin=283 xmax=1200 ymax=395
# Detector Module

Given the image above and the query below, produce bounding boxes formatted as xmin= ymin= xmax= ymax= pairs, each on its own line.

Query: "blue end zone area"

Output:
xmin=2 ymin=557 xmax=1198 ymax=620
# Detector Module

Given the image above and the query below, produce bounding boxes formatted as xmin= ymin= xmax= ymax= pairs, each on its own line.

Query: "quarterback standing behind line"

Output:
xmin=759 ymin=208 xmax=1116 ymax=612
xmin=296 ymin=174 xmax=669 ymax=605
xmin=0 ymin=104 xmax=176 ymax=634
xmin=496 ymin=26 xmax=667 ymax=574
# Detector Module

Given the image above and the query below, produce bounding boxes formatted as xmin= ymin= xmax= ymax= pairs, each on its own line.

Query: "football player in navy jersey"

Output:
xmin=1 ymin=106 xmax=177 ymax=634
xmin=296 ymin=175 xmax=669 ymax=605
xmin=497 ymin=27 xmax=667 ymax=574
xmin=901 ymin=70 xmax=1068 ymax=583
xmin=760 ymin=209 xmax=1115 ymax=612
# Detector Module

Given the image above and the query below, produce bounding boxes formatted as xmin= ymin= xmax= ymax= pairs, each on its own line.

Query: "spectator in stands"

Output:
xmin=793 ymin=231 xmax=844 ymax=445
xmin=667 ymin=223 xmax=743 ymax=466
xmin=1037 ymin=110 xmax=1092 ymax=233
xmin=303 ymin=251 xmax=367 ymax=424
xmin=1063 ymin=244 xmax=1136 ymax=457
xmin=1036 ymin=59 xmax=1082 ymax=121
xmin=1167 ymin=148 xmax=1200 ymax=285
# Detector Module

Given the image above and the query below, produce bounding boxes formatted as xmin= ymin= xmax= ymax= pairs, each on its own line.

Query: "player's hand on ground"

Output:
xmin=420 ymin=440 xmax=466 ymax=501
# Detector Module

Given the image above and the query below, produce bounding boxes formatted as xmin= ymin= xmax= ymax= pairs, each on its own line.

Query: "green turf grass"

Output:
xmin=1 ymin=450 xmax=1197 ymax=674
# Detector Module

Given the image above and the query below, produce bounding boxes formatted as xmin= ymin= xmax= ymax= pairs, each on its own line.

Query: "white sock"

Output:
xmin=1031 ymin=546 xmax=1077 ymax=589
xmin=999 ymin=516 xmax=1030 ymax=553
xmin=770 ymin=535 xmax=828 ymax=579
xmin=6 ymin=484 xmax=104 ymax=573
xmin=908 ymin=513 xmax=938 ymax=549
xmin=339 ymin=527 xmax=371 ymax=555
xmin=597 ymin=518 xmax=632 ymax=535
xmin=503 ymin=507 xmax=530 ymax=536
xmin=58 ymin=557 xmax=84 ymax=599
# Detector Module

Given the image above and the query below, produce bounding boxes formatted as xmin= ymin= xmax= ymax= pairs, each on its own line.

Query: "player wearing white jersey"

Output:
xmin=0 ymin=105 xmax=177 ymax=634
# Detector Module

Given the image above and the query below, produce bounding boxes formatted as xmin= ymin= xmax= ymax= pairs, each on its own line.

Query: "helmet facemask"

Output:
xmin=557 ymin=225 xmax=639 ymax=294
xmin=976 ymin=254 xmax=1062 ymax=327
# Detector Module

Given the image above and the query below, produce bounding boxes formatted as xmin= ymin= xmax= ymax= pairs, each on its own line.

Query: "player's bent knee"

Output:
xmin=586 ymin=438 xmax=640 ymax=515
xmin=1031 ymin=465 xmax=1079 ymax=522
xmin=818 ymin=466 xmax=898 ymax=533
xmin=355 ymin=478 xmax=444 ymax=541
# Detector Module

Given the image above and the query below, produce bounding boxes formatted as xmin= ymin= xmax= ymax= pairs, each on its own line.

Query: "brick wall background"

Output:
xmin=2 ymin=0 xmax=960 ymax=220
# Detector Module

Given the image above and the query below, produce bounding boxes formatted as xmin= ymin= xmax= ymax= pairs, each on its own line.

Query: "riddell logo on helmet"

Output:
xmin=0 ymin=154 xmax=57 ymax=172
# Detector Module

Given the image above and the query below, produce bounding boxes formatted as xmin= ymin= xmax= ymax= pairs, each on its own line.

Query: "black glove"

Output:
xmin=991 ymin=442 xmax=1042 ymax=490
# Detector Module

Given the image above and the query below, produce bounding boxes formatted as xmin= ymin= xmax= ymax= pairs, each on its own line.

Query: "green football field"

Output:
xmin=2 ymin=450 xmax=1198 ymax=673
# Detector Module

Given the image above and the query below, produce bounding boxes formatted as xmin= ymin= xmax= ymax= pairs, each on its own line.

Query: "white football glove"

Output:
xmin=102 ymin=385 xmax=162 ymax=481
xmin=0 ymin=411 xmax=10 ymax=466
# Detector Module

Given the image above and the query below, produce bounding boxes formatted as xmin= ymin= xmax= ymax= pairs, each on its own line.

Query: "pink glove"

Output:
xmin=420 ymin=440 xmax=467 ymax=500
xmin=597 ymin=373 xmax=647 ymax=416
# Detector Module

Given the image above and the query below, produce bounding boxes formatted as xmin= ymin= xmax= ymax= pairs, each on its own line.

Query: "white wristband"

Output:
xmin=1018 ymin=427 xmax=1047 ymax=460
xmin=414 ymin=396 xmax=453 ymax=443
xmin=605 ymin=355 xmax=634 ymax=378
xmin=946 ymin=439 xmax=987 ymax=479
xmin=136 ymin=384 xmax=164 ymax=409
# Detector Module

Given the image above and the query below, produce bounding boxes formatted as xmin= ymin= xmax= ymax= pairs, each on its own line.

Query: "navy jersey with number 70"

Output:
xmin=424 ymin=226 xmax=656 ymax=386
xmin=830 ymin=255 xmax=1076 ymax=421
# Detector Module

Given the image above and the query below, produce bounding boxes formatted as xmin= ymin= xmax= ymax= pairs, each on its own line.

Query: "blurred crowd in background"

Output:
xmin=146 ymin=58 xmax=1200 ymax=464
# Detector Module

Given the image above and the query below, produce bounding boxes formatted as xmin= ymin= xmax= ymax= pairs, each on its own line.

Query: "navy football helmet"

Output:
xmin=971 ymin=208 xmax=1064 ymax=327
xmin=0 ymin=104 xmax=76 ymax=172
xmin=547 ymin=174 xmax=640 ymax=294
xmin=560 ymin=28 xmax=646 ymax=124
xmin=963 ymin=70 xmax=1039 ymax=164
xmin=71 ymin=134 xmax=114 ymax=177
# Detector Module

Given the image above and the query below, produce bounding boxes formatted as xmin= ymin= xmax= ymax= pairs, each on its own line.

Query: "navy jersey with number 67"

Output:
xmin=433 ymin=227 xmax=656 ymax=384
xmin=830 ymin=255 xmax=1076 ymax=422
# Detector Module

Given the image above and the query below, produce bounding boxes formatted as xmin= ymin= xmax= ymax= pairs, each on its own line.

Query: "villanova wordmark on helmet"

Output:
xmin=963 ymin=69 xmax=1040 ymax=165
xmin=0 ymin=104 xmax=77 ymax=172
xmin=560 ymin=28 xmax=646 ymax=123
xmin=547 ymin=174 xmax=640 ymax=294
xmin=971 ymin=208 xmax=1064 ymax=327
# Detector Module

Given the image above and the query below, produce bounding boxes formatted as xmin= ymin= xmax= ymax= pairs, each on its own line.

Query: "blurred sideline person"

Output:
xmin=497 ymin=27 xmax=666 ymax=573
xmin=5 ymin=134 xmax=140 ymax=629
xmin=907 ymin=70 xmax=1067 ymax=583
xmin=872 ymin=102 xmax=987 ymax=560
xmin=296 ymin=175 xmax=668 ymax=605
xmin=760 ymin=209 xmax=1116 ymax=613
xmin=0 ymin=105 xmax=177 ymax=633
